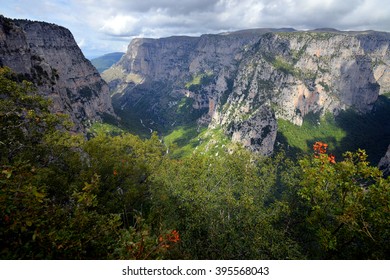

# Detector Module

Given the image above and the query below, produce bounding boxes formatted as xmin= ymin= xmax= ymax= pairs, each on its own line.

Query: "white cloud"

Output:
xmin=2 ymin=0 xmax=390 ymax=57
xmin=77 ymin=38 xmax=86 ymax=48
xmin=100 ymin=15 xmax=140 ymax=36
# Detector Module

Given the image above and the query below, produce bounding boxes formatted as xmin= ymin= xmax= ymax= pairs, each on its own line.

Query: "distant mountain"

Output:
xmin=91 ymin=52 xmax=125 ymax=73
xmin=102 ymin=28 xmax=390 ymax=162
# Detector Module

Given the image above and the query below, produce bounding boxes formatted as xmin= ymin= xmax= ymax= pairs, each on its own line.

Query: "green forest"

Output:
xmin=1 ymin=66 xmax=389 ymax=259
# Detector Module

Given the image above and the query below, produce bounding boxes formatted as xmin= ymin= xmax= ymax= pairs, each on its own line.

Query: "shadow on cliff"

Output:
xmin=296 ymin=96 xmax=390 ymax=166
xmin=299 ymin=96 xmax=390 ymax=165
xmin=333 ymin=95 xmax=390 ymax=165
xmin=275 ymin=96 xmax=390 ymax=165
xmin=274 ymin=133 xmax=304 ymax=160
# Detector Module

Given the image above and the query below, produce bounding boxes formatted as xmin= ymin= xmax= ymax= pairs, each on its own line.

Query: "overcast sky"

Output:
xmin=2 ymin=0 xmax=390 ymax=58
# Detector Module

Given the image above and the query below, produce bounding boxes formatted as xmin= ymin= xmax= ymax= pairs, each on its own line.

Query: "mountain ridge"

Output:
xmin=90 ymin=52 xmax=125 ymax=73
xmin=102 ymin=27 xmax=390 ymax=159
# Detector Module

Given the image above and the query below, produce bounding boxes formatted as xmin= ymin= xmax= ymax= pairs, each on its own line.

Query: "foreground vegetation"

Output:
xmin=1 ymin=67 xmax=389 ymax=259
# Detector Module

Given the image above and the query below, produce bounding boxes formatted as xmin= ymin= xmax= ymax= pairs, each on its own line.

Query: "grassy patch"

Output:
xmin=163 ymin=125 xmax=233 ymax=158
xmin=272 ymin=56 xmax=296 ymax=75
xmin=185 ymin=75 xmax=202 ymax=89
xmin=164 ymin=125 xmax=206 ymax=158
xmin=277 ymin=112 xmax=346 ymax=155
xmin=195 ymin=127 xmax=232 ymax=156
xmin=382 ymin=92 xmax=390 ymax=98
xmin=177 ymin=96 xmax=194 ymax=112
xmin=277 ymin=96 xmax=390 ymax=164
xmin=185 ymin=72 xmax=214 ymax=92
xmin=88 ymin=122 xmax=124 ymax=137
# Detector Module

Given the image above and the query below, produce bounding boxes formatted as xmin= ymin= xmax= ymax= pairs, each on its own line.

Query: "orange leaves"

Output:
xmin=158 ymin=230 xmax=180 ymax=249
xmin=167 ymin=230 xmax=180 ymax=243
xmin=313 ymin=141 xmax=328 ymax=155
xmin=121 ymin=228 xmax=180 ymax=259
xmin=328 ymin=154 xmax=336 ymax=164
xmin=313 ymin=141 xmax=336 ymax=164
xmin=113 ymin=159 xmax=129 ymax=176
xmin=159 ymin=230 xmax=180 ymax=245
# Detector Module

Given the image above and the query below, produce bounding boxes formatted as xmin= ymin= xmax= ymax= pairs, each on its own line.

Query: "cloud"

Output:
xmin=100 ymin=15 xmax=140 ymax=36
xmin=77 ymin=38 xmax=86 ymax=48
xmin=2 ymin=0 xmax=390 ymax=58
xmin=88 ymin=0 xmax=390 ymax=36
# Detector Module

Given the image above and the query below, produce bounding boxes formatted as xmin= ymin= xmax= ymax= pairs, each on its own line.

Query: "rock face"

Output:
xmin=103 ymin=28 xmax=390 ymax=155
xmin=229 ymin=31 xmax=390 ymax=124
xmin=226 ymin=105 xmax=277 ymax=155
xmin=0 ymin=16 xmax=115 ymax=132
xmin=103 ymin=31 xmax=276 ymax=133
xmin=379 ymin=145 xmax=390 ymax=176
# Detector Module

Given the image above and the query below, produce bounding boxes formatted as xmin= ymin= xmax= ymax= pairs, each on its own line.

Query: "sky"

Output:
xmin=2 ymin=0 xmax=390 ymax=58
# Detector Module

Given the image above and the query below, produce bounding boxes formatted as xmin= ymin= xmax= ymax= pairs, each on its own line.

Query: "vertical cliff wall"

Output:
xmin=221 ymin=31 xmax=390 ymax=125
xmin=0 ymin=16 xmax=115 ymax=132
xmin=103 ymin=28 xmax=390 ymax=156
xmin=103 ymin=29 xmax=292 ymax=154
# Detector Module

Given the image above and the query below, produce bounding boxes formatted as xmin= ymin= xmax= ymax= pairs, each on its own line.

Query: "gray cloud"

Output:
xmin=2 ymin=0 xmax=390 ymax=57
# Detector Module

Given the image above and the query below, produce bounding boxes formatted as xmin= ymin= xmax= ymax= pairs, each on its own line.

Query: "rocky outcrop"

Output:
xmin=225 ymin=31 xmax=390 ymax=126
xmin=103 ymin=29 xmax=292 ymax=154
xmin=0 ymin=16 xmax=115 ymax=132
xmin=103 ymin=28 xmax=390 ymax=155
xmin=226 ymin=105 xmax=277 ymax=155
xmin=379 ymin=145 xmax=390 ymax=176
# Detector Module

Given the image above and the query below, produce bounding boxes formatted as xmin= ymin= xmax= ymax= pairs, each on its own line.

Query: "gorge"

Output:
xmin=102 ymin=28 xmax=390 ymax=162
xmin=2 ymin=15 xmax=390 ymax=165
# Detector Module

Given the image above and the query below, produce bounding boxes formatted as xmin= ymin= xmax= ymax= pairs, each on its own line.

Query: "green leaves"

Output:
xmin=1 ymin=66 xmax=389 ymax=259
xmin=291 ymin=147 xmax=390 ymax=259
xmin=1 ymin=169 xmax=12 ymax=179
xmin=0 ymin=67 xmax=70 ymax=165
xmin=149 ymin=151 xmax=302 ymax=259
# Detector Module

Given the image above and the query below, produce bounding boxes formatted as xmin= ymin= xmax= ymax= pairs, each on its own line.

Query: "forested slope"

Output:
xmin=1 ymin=67 xmax=389 ymax=259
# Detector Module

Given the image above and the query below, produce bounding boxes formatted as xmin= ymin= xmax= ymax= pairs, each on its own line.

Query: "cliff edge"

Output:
xmin=0 ymin=16 xmax=115 ymax=132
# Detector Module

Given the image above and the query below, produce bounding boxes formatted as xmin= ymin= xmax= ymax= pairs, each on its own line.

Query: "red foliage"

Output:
xmin=313 ymin=141 xmax=328 ymax=155
xmin=313 ymin=141 xmax=336 ymax=164
xmin=328 ymin=154 xmax=336 ymax=164
xmin=167 ymin=230 xmax=180 ymax=243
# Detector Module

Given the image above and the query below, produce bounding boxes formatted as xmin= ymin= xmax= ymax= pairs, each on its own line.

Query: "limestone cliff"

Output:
xmin=379 ymin=145 xmax=390 ymax=176
xmin=103 ymin=28 xmax=390 ymax=156
xmin=103 ymin=28 xmax=292 ymax=154
xmin=0 ymin=16 xmax=115 ymax=132
xmin=223 ymin=31 xmax=390 ymax=125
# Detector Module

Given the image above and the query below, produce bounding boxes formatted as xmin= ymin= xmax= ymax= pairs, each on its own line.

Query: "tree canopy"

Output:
xmin=1 ymin=67 xmax=389 ymax=259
